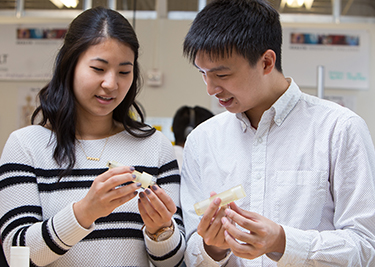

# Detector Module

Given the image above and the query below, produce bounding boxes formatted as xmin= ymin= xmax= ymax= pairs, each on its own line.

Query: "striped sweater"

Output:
xmin=0 ymin=125 xmax=185 ymax=267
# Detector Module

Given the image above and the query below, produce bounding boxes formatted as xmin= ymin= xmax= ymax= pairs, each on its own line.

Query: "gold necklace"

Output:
xmin=77 ymin=126 xmax=112 ymax=161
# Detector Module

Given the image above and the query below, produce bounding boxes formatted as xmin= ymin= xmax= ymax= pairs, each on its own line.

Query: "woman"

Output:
xmin=0 ymin=7 xmax=185 ymax=267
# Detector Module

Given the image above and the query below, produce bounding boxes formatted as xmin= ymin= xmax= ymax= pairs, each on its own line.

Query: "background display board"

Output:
xmin=0 ymin=24 xmax=67 ymax=80
xmin=282 ymin=28 xmax=370 ymax=90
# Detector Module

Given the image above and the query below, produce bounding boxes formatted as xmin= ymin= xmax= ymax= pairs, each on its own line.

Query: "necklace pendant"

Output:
xmin=87 ymin=157 xmax=100 ymax=161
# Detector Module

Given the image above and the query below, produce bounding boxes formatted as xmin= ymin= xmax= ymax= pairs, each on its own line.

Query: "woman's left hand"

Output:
xmin=138 ymin=184 xmax=176 ymax=234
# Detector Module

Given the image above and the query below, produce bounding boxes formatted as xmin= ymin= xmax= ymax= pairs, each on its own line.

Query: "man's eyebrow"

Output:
xmin=91 ymin=58 xmax=133 ymax=66
xmin=193 ymin=62 xmax=230 ymax=72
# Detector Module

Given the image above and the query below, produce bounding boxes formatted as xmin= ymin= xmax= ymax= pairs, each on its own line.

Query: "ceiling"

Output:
xmin=0 ymin=0 xmax=374 ymax=18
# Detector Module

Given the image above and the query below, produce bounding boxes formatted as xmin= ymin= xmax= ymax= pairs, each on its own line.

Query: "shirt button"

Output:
xmin=241 ymin=122 xmax=247 ymax=131
xmin=258 ymin=137 xmax=263 ymax=144
xmin=276 ymin=119 xmax=282 ymax=124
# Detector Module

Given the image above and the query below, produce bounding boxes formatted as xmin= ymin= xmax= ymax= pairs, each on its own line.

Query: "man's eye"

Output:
xmin=217 ymin=74 xmax=227 ymax=78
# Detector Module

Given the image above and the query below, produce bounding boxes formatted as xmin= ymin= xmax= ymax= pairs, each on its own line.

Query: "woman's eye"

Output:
xmin=120 ymin=71 xmax=131 ymax=75
xmin=90 ymin=66 xmax=103 ymax=71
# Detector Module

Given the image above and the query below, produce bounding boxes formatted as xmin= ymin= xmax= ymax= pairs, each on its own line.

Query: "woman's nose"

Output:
xmin=101 ymin=72 xmax=118 ymax=91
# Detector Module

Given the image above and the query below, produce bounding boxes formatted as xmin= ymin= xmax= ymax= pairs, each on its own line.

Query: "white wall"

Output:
xmin=0 ymin=18 xmax=374 ymax=152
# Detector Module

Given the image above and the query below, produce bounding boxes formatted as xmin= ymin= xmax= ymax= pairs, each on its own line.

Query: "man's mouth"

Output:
xmin=218 ymin=97 xmax=234 ymax=107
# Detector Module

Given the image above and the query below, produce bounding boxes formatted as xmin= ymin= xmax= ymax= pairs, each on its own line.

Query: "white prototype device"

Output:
xmin=10 ymin=246 xmax=30 ymax=267
xmin=106 ymin=161 xmax=156 ymax=189
xmin=194 ymin=184 xmax=246 ymax=216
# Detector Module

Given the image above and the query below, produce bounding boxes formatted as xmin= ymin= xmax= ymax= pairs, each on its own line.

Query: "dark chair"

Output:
xmin=0 ymin=240 xmax=10 ymax=267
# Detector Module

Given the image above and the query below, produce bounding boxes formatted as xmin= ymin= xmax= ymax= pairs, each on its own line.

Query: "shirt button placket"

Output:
xmin=251 ymin=134 xmax=266 ymax=215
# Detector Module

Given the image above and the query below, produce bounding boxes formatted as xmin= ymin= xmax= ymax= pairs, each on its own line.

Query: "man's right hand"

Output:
xmin=197 ymin=193 xmax=231 ymax=261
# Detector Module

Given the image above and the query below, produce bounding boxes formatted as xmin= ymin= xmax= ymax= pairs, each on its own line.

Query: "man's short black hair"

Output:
xmin=183 ymin=0 xmax=283 ymax=72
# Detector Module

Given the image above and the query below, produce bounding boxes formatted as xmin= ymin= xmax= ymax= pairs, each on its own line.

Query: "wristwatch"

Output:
xmin=145 ymin=223 xmax=175 ymax=242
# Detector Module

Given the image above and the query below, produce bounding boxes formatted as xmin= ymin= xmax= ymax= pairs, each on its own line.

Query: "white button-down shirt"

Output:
xmin=181 ymin=78 xmax=375 ymax=266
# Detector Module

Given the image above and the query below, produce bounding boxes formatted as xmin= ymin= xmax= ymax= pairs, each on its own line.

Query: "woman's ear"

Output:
xmin=262 ymin=49 xmax=276 ymax=75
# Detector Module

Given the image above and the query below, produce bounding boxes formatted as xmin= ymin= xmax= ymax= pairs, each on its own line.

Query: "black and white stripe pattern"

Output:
xmin=0 ymin=126 xmax=185 ymax=267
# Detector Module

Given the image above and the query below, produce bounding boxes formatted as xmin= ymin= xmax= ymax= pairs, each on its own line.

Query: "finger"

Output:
xmin=224 ymin=230 xmax=258 ymax=259
xmin=110 ymin=181 xmax=141 ymax=199
xmin=222 ymin=216 xmax=251 ymax=244
xmin=104 ymin=172 xmax=137 ymax=192
xmin=98 ymin=166 xmax=135 ymax=183
xmin=88 ymin=172 xmax=135 ymax=204
xmin=150 ymin=185 xmax=177 ymax=214
xmin=140 ymin=188 xmax=175 ymax=222
xmin=199 ymin=197 xmax=221 ymax=230
xmin=209 ymin=191 xmax=217 ymax=197
xmin=110 ymin=188 xmax=139 ymax=207
xmin=138 ymin=198 xmax=153 ymax=225
xmin=225 ymin=206 xmax=259 ymax=232
xmin=101 ymin=181 xmax=141 ymax=207
xmin=138 ymin=190 xmax=160 ymax=222
xmin=229 ymin=202 xmax=257 ymax=221
xmin=202 ymin=207 xmax=227 ymax=245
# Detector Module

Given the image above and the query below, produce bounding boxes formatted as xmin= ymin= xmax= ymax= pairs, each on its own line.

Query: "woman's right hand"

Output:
xmin=73 ymin=165 xmax=141 ymax=228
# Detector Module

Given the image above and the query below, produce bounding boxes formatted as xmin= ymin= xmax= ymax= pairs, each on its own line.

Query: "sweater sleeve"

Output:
xmin=143 ymin=132 xmax=186 ymax=267
xmin=0 ymin=131 xmax=94 ymax=266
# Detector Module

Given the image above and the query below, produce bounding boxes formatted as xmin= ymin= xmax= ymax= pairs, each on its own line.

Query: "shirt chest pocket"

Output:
xmin=273 ymin=170 xmax=329 ymax=229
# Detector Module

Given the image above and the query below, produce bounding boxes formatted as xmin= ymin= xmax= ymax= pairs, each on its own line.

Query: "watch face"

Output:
xmin=157 ymin=229 xmax=174 ymax=241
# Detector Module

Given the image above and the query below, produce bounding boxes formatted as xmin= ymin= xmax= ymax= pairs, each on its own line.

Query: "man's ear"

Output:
xmin=262 ymin=49 xmax=276 ymax=75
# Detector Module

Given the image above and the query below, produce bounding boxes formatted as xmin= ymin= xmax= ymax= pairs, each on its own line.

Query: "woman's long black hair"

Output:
xmin=31 ymin=6 xmax=155 ymax=177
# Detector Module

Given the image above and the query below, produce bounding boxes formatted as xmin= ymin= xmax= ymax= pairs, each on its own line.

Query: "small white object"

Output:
xmin=106 ymin=161 xmax=156 ymax=188
xmin=10 ymin=246 xmax=30 ymax=267
xmin=146 ymin=69 xmax=163 ymax=87
xmin=194 ymin=185 xmax=246 ymax=216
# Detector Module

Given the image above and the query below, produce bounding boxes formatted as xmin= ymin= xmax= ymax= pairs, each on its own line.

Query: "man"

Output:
xmin=180 ymin=0 xmax=375 ymax=266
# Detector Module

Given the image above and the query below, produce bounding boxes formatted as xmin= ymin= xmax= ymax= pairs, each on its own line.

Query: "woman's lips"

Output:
xmin=96 ymin=95 xmax=114 ymax=104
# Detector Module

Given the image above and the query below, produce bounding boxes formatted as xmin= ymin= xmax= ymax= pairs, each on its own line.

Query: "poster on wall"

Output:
xmin=0 ymin=24 xmax=67 ymax=80
xmin=145 ymin=117 xmax=174 ymax=143
xmin=18 ymin=86 xmax=40 ymax=128
xmin=282 ymin=28 xmax=370 ymax=90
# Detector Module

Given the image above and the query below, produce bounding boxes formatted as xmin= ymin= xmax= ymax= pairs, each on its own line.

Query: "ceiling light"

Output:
xmin=280 ymin=0 xmax=314 ymax=10
xmin=50 ymin=0 xmax=78 ymax=8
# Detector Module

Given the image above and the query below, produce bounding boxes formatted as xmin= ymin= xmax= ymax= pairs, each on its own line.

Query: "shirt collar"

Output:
xmin=272 ymin=77 xmax=301 ymax=127
xmin=236 ymin=112 xmax=251 ymax=132
xmin=235 ymin=77 xmax=301 ymax=131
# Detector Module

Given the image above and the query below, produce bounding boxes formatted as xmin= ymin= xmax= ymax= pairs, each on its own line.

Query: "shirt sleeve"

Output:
xmin=181 ymin=134 xmax=233 ymax=266
xmin=144 ymin=219 xmax=185 ymax=266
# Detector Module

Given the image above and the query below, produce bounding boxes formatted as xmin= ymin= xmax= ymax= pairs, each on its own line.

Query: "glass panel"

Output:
xmin=25 ymin=0 xmax=82 ymax=10
xmin=341 ymin=0 xmax=375 ymax=17
xmin=117 ymin=0 xmax=155 ymax=11
xmin=168 ymin=0 xmax=198 ymax=11
xmin=92 ymin=0 xmax=108 ymax=8
xmin=0 ymin=0 xmax=16 ymax=9
xmin=92 ymin=0 xmax=108 ymax=7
